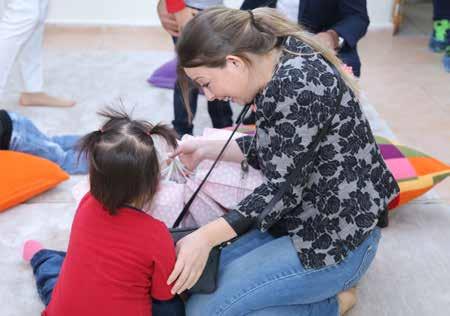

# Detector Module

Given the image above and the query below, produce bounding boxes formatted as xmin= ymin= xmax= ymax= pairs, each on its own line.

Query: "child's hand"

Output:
xmin=167 ymin=230 xmax=213 ymax=294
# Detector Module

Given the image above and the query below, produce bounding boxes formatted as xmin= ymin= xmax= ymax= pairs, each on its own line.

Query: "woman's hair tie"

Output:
xmin=248 ymin=10 xmax=264 ymax=32
xmin=248 ymin=10 xmax=256 ymax=25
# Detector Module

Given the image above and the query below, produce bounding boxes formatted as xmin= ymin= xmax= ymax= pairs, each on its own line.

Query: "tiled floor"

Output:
xmin=42 ymin=24 xmax=450 ymax=203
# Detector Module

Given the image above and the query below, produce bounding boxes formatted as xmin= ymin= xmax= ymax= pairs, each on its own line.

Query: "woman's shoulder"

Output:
xmin=262 ymin=45 xmax=338 ymax=107
xmin=279 ymin=37 xmax=336 ymax=84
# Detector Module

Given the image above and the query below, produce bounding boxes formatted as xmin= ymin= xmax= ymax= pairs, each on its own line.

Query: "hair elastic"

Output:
xmin=248 ymin=10 xmax=256 ymax=25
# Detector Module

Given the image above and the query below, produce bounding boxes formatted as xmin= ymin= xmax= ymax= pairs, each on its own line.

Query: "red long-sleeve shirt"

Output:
xmin=166 ymin=0 xmax=186 ymax=13
xmin=42 ymin=193 xmax=176 ymax=316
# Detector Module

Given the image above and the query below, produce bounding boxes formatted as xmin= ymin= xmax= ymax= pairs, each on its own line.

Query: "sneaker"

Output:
xmin=443 ymin=47 xmax=450 ymax=72
xmin=0 ymin=109 xmax=12 ymax=149
xmin=429 ymin=19 xmax=449 ymax=53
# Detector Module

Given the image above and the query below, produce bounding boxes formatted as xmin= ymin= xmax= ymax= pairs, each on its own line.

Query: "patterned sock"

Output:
xmin=22 ymin=240 xmax=44 ymax=262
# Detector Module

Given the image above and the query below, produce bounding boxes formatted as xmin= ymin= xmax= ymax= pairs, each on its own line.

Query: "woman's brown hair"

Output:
xmin=176 ymin=6 xmax=358 ymax=117
xmin=77 ymin=107 xmax=178 ymax=215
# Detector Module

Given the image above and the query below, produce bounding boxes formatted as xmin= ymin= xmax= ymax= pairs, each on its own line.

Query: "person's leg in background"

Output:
xmin=430 ymin=0 xmax=450 ymax=52
xmin=0 ymin=0 xmax=39 ymax=98
xmin=0 ymin=0 xmax=75 ymax=107
xmin=207 ymin=99 xmax=233 ymax=129
xmin=50 ymin=135 xmax=81 ymax=151
xmin=431 ymin=0 xmax=450 ymax=71
xmin=7 ymin=112 xmax=88 ymax=174
xmin=172 ymin=80 xmax=199 ymax=136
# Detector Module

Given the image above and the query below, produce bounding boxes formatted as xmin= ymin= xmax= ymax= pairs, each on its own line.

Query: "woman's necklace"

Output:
xmin=240 ymin=133 xmax=256 ymax=177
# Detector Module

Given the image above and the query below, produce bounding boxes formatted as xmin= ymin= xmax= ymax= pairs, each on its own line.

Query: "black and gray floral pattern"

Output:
xmin=234 ymin=36 xmax=399 ymax=269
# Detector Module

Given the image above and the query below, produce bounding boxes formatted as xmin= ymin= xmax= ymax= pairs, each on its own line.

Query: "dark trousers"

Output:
xmin=434 ymin=0 xmax=450 ymax=20
xmin=30 ymin=249 xmax=185 ymax=315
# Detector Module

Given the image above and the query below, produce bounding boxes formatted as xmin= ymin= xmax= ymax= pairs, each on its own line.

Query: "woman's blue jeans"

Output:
xmin=30 ymin=249 xmax=185 ymax=315
xmin=187 ymin=227 xmax=381 ymax=316
xmin=8 ymin=112 xmax=88 ymax=174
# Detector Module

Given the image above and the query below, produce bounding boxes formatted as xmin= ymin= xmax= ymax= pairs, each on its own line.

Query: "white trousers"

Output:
xmin=0 ymin=0 xmax=49 ymax=96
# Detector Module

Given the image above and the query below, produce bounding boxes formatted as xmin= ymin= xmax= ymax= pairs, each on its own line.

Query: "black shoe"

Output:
xmin=0 ymin=110 xmax=13 ymax=149
xmin=242 ymin=111 xmax=256 ymax=125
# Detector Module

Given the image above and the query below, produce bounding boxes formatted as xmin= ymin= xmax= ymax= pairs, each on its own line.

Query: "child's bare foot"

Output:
xmin=338 ymin=287 xmax=357 ymax=315
xmin=19 ymin=92 xmax=75 ymax=107
xmin=22 ymin=240 xmax=44 ymax=262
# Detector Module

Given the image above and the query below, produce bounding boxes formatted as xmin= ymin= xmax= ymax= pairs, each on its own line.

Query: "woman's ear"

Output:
xmin=225 ymin=55 xmax=245 ymax=70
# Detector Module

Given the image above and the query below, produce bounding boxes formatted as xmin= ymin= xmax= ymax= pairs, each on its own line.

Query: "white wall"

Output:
xmin=0 ymin=0 xmax=393 ymax=29
xmin=48 ymin=0 xmax=159 ymax=26
xmin=46 ymin=0 xmax=242 ymax=26
xmin=368 ymin=0 xmax=394 ymax=28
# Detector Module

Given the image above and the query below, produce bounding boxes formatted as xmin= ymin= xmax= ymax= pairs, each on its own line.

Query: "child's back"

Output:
xmin=43 ymin=193 xmax=175 ymax=316
xmin=23 ymin=108 xmax=183 ymax=316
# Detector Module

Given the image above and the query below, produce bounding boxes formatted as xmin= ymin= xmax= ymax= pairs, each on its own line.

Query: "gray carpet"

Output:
xmin=1 ymin=50 xmax=449 ymax=316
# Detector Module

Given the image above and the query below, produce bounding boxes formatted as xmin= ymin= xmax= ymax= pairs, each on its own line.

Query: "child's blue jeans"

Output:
xmin=186 ymin=227 xmax=381 ymax=316
xmin=8 ymin=112 xmax=88 ymax=174
xmin=30 ymin=249 xmax=185 ymax=315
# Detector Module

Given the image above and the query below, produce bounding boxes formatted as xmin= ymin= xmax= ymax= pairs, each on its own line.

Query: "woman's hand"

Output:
xmin=157 ymin=0 xmax=180 ymax=36
xmin=174 ymin=7 xmax=198 ymax=31
xmin=167 ymin=230 xmax=213 ymax=294
xmin=170 ymin=134 xmax=206 ymax=171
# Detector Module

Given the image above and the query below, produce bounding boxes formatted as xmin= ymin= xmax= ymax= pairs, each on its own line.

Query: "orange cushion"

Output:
xmin=0 ymin=150 xmax=69 ymax=212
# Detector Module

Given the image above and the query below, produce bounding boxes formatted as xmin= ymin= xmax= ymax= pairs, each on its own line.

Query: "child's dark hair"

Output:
xmin=77 ymin=107 xmax=178 ymax=215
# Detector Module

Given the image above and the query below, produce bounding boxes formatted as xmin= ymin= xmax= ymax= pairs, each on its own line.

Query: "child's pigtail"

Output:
xmin=76 ymin=130 xmax=102 ymax=172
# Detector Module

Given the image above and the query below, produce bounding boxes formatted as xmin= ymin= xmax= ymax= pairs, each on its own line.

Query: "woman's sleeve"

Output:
xmin=223 ymin=70 xmax=340 ymax=235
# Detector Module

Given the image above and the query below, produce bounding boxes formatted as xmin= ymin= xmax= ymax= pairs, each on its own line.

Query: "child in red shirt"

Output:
xmin=22 ymin=108 xmax=185 ymax=316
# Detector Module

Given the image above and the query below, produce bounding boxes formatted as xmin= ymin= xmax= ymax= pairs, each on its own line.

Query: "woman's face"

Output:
xmin=184 ymin=56 xmax=258 ymax=105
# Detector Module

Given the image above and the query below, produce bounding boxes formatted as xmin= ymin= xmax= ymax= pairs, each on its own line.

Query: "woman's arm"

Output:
xmin=170 ymin=135 xmax=246 ymax=171
xmin=167 ymin=218 xmax=237 ymax=294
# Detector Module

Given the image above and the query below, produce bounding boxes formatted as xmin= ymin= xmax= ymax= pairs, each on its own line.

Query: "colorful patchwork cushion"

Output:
xmin=375 ymin=136 xmax=450 ymax=209
xmin=225 ymin=126 xmax=450 ymax=210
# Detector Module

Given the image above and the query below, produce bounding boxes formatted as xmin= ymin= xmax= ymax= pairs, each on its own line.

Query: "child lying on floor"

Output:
xmin=0 ymin=109 xmax=87 ymax=174
xmin=22 ymin=108 xmax=185 ymax=316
